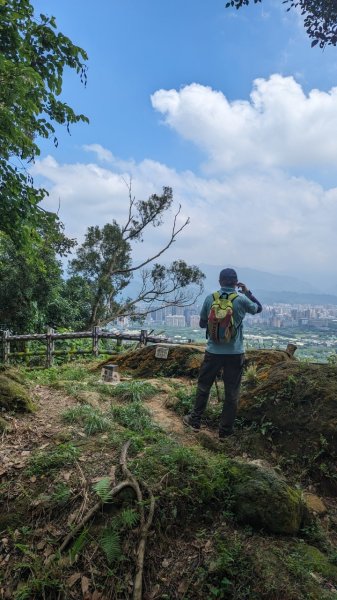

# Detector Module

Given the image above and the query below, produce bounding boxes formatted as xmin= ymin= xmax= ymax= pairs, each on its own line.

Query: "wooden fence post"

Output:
xmin=0 ymin=330 xmax=4 ymax=363
xmin=286 ymin=343 xmax=297 ymax=357
xmin=46 ymin=327 xmax=54 ymax=368
xmin=92 ymin=326 xmax=100 ymax=357
xmin=140 ymin=329 xmax=148 ymax=347
xmin=1 ymin=330 xmax=10 ymax=364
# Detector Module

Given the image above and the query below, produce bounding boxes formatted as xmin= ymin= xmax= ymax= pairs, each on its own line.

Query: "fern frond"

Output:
xmin=93 ymin=477 xmax=112 ymax=503
xmin=69 ymin=527 xmax=89 ymax=561
xmin=100 ymin=528 xmax=121 ymax=563
xmin=119 ymin=508 xmax=139 ymax=529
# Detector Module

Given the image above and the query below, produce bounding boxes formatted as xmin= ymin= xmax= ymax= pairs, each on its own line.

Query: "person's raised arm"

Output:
xmin=237 ymin=282 xmax=262 ymax=313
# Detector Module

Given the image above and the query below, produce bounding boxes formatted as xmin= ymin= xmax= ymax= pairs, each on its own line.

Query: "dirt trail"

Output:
xmin=145 ymin=395 xmax=193 ymax=438
xmin=0 ymin=386 xmax=80 ymax=477
xmin=0 ymin=384 xmax=221 ymax=479
xmin=144 ymin=394 xmax=220 ymax=449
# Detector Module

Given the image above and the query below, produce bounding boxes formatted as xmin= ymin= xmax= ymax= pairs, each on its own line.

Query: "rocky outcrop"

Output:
xmin=0 ymin=367 xmax=35 ymax=412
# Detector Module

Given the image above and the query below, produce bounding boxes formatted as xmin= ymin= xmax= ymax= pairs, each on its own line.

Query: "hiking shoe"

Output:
xmin=183 ymin=414 xmax=200 ymax=433
xmin=219 ymin=429 xmax=234 ymax=441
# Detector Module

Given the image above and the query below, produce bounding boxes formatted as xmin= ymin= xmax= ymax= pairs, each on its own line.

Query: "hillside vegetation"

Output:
xmin=0 ymin=348 xmax=337 ymax=599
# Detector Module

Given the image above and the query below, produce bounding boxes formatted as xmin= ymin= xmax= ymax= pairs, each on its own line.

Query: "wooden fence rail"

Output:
xmin=0 ymin=327 xmax=172 ymax=368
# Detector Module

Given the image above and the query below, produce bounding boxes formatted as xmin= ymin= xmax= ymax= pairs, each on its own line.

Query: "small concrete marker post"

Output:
xmin=101 ymin=364 xmax=120 ymax=383
xmin=155 ymin=346 xmax=169 ymax=360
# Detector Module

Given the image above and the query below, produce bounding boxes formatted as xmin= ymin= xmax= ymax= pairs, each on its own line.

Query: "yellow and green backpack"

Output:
xmin=207 ymin=291 xmax=239 ymax=343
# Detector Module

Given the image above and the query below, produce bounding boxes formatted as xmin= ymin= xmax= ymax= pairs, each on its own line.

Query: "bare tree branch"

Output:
xmin=100 ymin=285 xmax=204 ymax=325
xmin=112 ymin=206 xmax=189 ymax=277
xmin=120 ymin=176 xmax=136 ymax=236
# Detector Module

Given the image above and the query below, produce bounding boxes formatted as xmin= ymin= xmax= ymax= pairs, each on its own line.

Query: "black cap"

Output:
xmin=219 ymin=268 xmax=238 ymax=282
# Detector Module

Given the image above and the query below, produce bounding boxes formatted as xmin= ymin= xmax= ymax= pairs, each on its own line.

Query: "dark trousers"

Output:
xmin=190 ymin=352 xmax=245 ymax=434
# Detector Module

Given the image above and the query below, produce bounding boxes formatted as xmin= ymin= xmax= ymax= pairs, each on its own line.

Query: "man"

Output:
xmin=183 ymin=268 xmax=262 ymax=440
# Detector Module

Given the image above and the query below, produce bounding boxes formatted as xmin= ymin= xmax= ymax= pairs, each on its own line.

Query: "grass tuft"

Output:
xmin=109 ymin=380 xmax=158 ymax=402
xmin=27 ymin=443 xmax=79 ymax=475
xmin=243 ymin=363 xmax=259 ymax=385
xmin=111 ymin=401 xmax=157 ymax=432
xmin=62 ymin=404 xmax=112 ymax=434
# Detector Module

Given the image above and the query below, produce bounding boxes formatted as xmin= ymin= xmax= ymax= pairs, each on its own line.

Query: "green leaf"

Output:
xmin=100 ymin=528 xmax=121 ymax=563
xmin=93 ymin=477 xmax=113 ymax=503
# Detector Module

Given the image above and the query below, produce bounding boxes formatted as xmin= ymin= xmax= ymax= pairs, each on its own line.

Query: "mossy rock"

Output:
xmin=0 ymin=365 xmax=27 ymax=385
xmin=231 ymin=461 xmax=304 ymax=534
xmin=132 ymin=438 xmax=304 ymax=534
xmin=0 ymin=416 xmax=8 ymax=432
xmin=241 ymin=537 xmax=337 ymax=600
xmin=293 ymin=543 xmax=337 ymax=581
xmin=0 ymin=373 xmax=35 ymax=412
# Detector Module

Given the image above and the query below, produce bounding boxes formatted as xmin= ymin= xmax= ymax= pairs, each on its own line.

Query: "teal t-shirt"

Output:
xmin=200 ymin=287 xmax=259 ymax=354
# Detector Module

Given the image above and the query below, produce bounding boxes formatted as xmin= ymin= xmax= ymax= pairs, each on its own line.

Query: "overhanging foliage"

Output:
xmin=0 ymin=0 xmax=88 ymax=245
xmin=225 ymin=0 xmax=337 ymax=47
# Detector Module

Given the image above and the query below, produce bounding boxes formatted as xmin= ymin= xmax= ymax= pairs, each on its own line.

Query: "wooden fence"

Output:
xmin=0 ymin=327 xmax=173 ymax=368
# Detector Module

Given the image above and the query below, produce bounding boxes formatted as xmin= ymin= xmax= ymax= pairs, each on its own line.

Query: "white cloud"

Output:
xmin=31 ymin=74 xmax=337 ymax=286
xmin=151 ymin=75 xmax=337 ymax=173
xmin=33 ymin=154 xmax=337 ymax=284
xmin=83 ymin=144 xmax=115 ymax=163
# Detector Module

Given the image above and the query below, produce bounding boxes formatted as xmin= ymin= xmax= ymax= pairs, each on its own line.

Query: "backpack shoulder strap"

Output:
xmin=228 ymin=293 xmax=238 ymax=302
xmin=212 ymin=291 xmax=220 ymax=301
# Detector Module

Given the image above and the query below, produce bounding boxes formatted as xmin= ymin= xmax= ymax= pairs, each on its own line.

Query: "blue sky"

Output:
xmin=32 ymin=0 xmax=337 ymax=287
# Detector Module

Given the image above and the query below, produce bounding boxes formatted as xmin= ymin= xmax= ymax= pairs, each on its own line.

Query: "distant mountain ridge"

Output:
xmin=199 ymin=265 xmax=337 ymax=306
xmin=199 ymin=265 xmax=319 ymax=294
xmin=254 ymin=290 xmax=337 ymax=306
xmin=122 ymin=264 xmax=337 ymax=306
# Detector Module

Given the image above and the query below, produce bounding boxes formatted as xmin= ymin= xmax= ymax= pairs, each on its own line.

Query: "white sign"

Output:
xmin=155 ymin=346 xmax=169 ymax=359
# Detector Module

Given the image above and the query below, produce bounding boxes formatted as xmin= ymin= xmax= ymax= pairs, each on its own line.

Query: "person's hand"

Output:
xmin=237 ymin=282 xmax=249 ymax=294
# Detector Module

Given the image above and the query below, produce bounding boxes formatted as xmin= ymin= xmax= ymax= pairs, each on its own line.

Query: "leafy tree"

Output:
xmin=70 ymin=184 xmax=205 ymax=327
xmin=0 ymin=232 xmax=63 ymax=333
xmin=226 ymin=0 xmax=337 ymax=47
xmin=46 ymin=276 xmax=94 ymax=332
xmin=0 ymin=234 xmax=94 ymax=333
xmin=0 ymin=0 xmax=88 ymax=246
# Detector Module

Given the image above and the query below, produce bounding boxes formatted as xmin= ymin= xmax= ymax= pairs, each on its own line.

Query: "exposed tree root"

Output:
xmin=133 ymin=480 xmax=155 ymax=600
xmin=59 ymin=441 xmax=155 ymax=600
xmin=59 ymin=480 xmax=137 ymax=553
